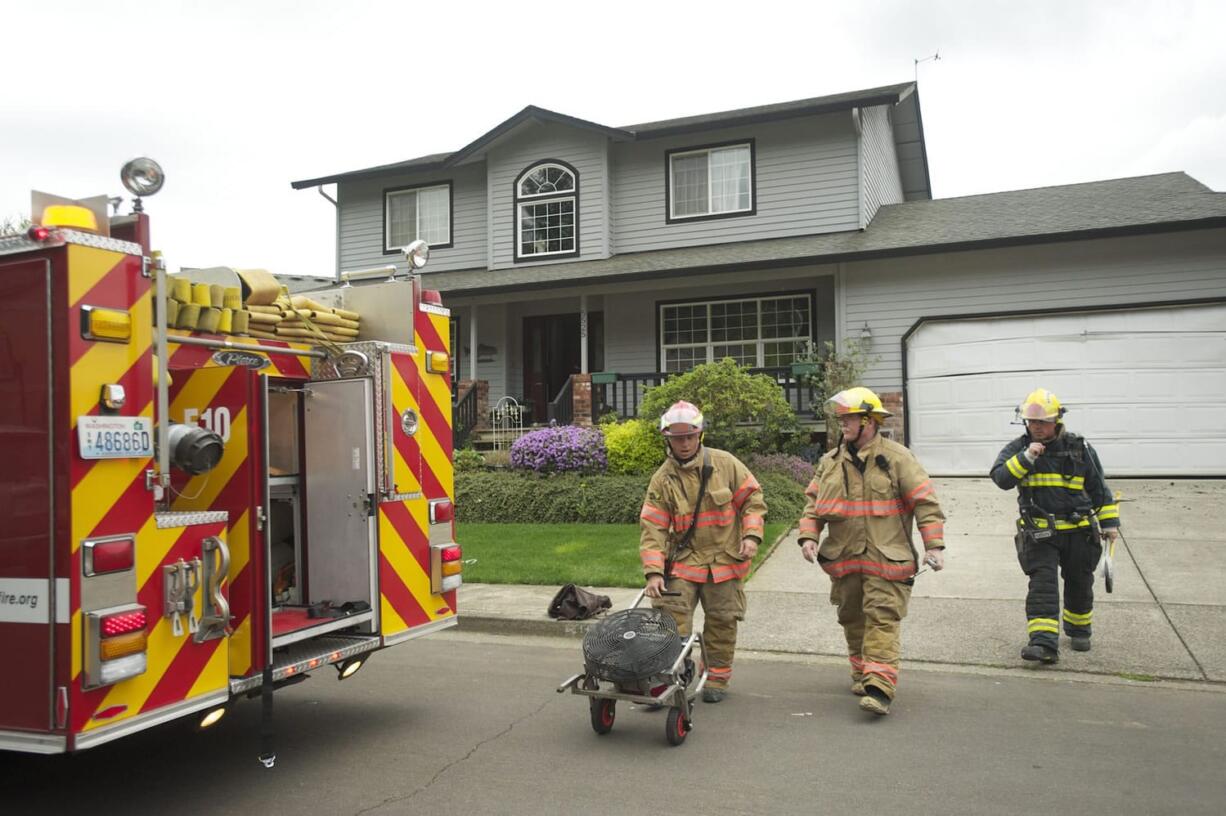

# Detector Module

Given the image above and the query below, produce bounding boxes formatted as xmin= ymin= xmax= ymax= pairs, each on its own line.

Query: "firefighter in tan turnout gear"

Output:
xmin=991 ymin=388 xmax=1120 ymax=664
xmin=798 ymin=387 xmax=946 ymax=716
xmin=640 ymin=401 xmax=766 ymax=703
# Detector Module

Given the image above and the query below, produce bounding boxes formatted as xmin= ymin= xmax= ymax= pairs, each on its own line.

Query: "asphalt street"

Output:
xmin=5 ymin=632 xmax=1224 ymax=816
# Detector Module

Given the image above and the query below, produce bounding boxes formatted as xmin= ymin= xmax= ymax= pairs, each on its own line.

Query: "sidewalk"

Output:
xmin=457 ymin=478 xmax=1226 ymax=683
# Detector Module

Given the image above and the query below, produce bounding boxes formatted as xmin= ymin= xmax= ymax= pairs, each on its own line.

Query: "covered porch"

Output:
xmin=445 ymin=263 xmax=838 ymax=447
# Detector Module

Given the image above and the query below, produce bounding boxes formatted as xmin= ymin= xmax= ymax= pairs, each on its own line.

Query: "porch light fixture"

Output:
xmin=859 ymin=322 xmax=873 ymax=346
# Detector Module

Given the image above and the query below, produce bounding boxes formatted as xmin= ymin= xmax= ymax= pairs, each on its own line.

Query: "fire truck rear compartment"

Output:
xmin=266 ymin=378 xmax=379 ymax=648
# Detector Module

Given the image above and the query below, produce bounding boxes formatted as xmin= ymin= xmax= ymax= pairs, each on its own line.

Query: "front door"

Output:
xmin=522 ymin=313 xmax=603 ymax=423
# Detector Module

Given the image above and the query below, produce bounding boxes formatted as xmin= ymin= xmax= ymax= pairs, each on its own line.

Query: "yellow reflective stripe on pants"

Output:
xmin=1063 ymin=609 xmax=1092 ymax=626
xmin=1028 ymin=617 xmax=1059 ymax=634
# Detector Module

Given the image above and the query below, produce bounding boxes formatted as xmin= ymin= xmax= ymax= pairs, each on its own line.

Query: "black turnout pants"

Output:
xmin=1017 ymin=528 xmax=1103 ymax=649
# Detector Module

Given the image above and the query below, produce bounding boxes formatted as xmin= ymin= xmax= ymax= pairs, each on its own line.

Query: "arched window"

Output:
xmin=515 ymin=161 xmax=578 ymax=260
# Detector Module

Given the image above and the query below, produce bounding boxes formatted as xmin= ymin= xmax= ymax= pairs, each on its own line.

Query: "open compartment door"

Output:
xmin=300 ymin=379 xmax=378 ymax=635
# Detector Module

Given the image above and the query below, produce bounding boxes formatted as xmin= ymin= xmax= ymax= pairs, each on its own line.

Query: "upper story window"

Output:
xmin=666 ymin=140 xmax=755 ymax=223
xmin=515 ymin=161 xmax=578 ymax=261
xmin=659 ymin=293 xmax=812 ymax=373
xmin=384 ymin=182 xmax=452 ymax=254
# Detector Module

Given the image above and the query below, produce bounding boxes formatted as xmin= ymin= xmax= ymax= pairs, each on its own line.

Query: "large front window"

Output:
xmin=516 ymin=162 xmax=578 ymax=260
xmin=384 ymin=183 xmax=451 ymax=253
xmin=660 ymin=294 xmax=811 ymax=372
xmin=667 ymin=142 xmax=754 ymax=222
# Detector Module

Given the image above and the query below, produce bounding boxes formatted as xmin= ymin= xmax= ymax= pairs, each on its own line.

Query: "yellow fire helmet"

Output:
xmin=1019 ymin=388 xmax=1065 ymax=422
xmin=41 ymin=204 xmax=99 ymax=232
xmin=827 ymin=386 xmax=892 ymax=419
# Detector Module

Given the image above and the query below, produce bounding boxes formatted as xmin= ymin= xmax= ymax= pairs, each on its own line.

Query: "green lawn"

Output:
xmin=457 ymin=522 xmax=791 ymax=587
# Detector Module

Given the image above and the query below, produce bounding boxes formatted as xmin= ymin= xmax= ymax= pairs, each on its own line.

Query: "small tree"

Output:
xmin=795 ymin=340 xmax=877 ymax=436
xmin=638 ymin=358 xmax=801 ymax=456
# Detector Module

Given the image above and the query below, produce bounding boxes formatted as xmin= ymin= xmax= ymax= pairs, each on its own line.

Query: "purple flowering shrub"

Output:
xmin=746 ymin=453 xmax=814 ymax=486
xmin=510 ymin=425 xmax=608 ymax=474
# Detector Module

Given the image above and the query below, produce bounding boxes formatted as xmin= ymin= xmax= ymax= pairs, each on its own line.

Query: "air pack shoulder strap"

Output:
xmin=665 ymin=448 xmax=713 ymax=582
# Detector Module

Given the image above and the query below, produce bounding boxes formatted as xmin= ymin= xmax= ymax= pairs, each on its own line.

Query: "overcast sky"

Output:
xmin=2 ymin=0 xmax=1223 ymax=279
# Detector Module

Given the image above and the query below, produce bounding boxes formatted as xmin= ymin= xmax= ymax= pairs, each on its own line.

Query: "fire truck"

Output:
xmin=0 ymin=159 xmax=461 ymax=763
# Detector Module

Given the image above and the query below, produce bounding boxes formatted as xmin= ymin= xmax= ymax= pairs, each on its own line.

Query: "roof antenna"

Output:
xmin=914 ymin=50 xmax=940 ymax=84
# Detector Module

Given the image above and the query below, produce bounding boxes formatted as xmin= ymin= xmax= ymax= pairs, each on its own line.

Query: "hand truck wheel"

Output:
xmin=590 ymin=697 xmax=616 ymax=735
xmin=665 ymin=706 xmax=689 ymax=746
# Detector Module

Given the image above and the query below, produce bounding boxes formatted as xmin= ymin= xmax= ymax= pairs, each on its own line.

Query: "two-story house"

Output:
xmin=292 ymin=81 xmax=1226 ymax=476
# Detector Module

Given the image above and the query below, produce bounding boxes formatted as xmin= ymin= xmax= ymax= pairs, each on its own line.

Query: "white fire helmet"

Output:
xmin=659 ymin=400 xmax=704 ymax=436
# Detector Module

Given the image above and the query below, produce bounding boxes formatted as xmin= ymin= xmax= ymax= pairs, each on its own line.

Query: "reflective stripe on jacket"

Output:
xmin=797 ymin=434 xmax=946 ymax=566
xmin=639 ymin=446 xmax=766 ymax=583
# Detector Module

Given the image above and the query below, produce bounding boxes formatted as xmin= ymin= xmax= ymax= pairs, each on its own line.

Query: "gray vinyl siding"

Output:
xmin=486 ymin=124 xmax=610 ymax=269
xmin=456 ymin=304 xmax=508 ymax=398
xmin=611 ymin=113 xmax=860 ymax=255
xmin=859 ymin=105 xmax=903 ymax=227
xmin=336 ymin=163 xmax=487 ymax=275
xmin=842 ymin=228 xmax=1226 ymax=393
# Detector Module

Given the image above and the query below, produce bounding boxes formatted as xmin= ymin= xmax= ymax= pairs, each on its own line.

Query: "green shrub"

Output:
xmin=602 ymin=419 xmax=665 ymax=475
xmin=455 ymin=472 xmax=649 ymax=523
xmin=639 ymin=358 xmax=801 ymax=457
xmin=757 ymin=472 xmax=807 ymax=528
xmin=454 ymin=448 xmax=485 ymax=472
xmin=455 ymin=469 xmax=808 ymax=529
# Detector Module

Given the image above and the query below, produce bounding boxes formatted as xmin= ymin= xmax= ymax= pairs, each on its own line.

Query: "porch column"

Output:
xmin=579 ymin=294 xmax=589 ymax=374
xmin=469 ymin=305 xmax=478 ymax=382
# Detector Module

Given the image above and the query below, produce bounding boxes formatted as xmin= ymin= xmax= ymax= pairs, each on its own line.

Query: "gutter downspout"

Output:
xmin=316 ymin=185 xmax=340 ymax=283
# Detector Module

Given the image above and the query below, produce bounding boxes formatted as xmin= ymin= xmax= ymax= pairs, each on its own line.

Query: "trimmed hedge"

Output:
xmin=455 ymin=469 xmax=808 ymax=528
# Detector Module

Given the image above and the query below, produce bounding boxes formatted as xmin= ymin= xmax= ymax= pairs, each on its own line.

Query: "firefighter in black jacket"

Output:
xmin=991 ymin=388 xmax=1120 ymax=663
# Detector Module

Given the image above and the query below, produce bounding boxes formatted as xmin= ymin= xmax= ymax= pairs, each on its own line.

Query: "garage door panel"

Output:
xmin=907 ymin=303 xmax=1226 ymax=476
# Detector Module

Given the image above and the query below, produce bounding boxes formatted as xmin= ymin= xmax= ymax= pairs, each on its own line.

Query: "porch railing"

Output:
xmin=453 ymin=384 xmax=478 ymax=448
xmin=546 ymin=376 xmax=574 ymax=426
xmin=592 ymin=367 xmax=817 ymax=421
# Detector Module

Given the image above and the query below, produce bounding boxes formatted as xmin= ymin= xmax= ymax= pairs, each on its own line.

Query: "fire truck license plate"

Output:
xmin=77 ymin=416 xmax=155 ymax=460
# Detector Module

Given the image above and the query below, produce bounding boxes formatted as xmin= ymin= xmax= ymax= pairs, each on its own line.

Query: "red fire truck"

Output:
xmin=0 ymin=160 xmax=461 ymax=764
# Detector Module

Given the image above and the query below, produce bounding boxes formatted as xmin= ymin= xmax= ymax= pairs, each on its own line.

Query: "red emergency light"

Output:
xmin=84 ymin=536 xmax=135 ymax=576
xmin=429 ymin=499 xmax=454 ymax=524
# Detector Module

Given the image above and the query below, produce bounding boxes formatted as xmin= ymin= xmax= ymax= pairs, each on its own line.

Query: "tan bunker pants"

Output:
xmin=830 ymin=572 xmax=912 ymax=700
xmin=653 ymin=577 xmax=746 ymax=690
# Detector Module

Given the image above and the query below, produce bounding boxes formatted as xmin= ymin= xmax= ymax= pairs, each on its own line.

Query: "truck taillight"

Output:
xmin=421 ymin=289 xmax=442 ymax=305
xmin=86 ymin=604 xmax=148 ymax=688
xmin=441 ymin=545 xmax=461 ymax=562
xmin=101 ymin=609 xmax=146 ymax=638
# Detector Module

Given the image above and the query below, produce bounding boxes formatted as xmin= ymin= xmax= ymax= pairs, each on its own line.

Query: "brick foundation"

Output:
xmin=879 ymin=390 xmax=904 ymax=444
xmin=571 ymin=373 xmax=592 ymax=426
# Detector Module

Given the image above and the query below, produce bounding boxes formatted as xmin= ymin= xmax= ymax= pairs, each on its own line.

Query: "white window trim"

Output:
xmin=668 ymin=143 xmax=753 ymax=220
xmin=384 ymin=183 xmax=451 ymax=252
xmin=659 ymin=294 xmax=811 ymax=372
xmin=516 ymin=196 xmax=577 ymax=258
xmin=515 ymin=162 xmax=579 ymax=260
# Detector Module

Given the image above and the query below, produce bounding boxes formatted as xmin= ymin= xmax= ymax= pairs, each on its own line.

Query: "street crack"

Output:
xmin=352 ymin=695 xmax=556 ymax=815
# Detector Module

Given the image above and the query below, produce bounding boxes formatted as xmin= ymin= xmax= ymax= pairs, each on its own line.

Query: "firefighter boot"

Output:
xmin=1021 ymin=643 xmax=1059 ymax=663
xmin=858 ymin=686 xmax=890 ymax=716
xmin=1070 ymin=637 xmax=1092 ymax=652
xmin=702 ymin=688 xmax=726 ymax=704
xmin=850 ymin=680 xmax=866 ymax=696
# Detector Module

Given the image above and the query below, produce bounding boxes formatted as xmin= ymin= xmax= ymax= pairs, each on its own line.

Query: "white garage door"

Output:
xmin=906 ymin=302 xmax=1226 ymax=476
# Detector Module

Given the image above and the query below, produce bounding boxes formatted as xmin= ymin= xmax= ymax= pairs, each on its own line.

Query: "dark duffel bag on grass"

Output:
xmin=548 ymin=584 xmax=612 ymax=620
